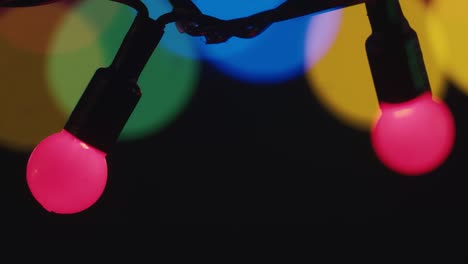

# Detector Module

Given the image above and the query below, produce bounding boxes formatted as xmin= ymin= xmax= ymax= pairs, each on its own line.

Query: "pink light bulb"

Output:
xmin=371 ymin=92 xmax=455 ymax=176
xmin=26 ymin=129 xmax=108 ymax=214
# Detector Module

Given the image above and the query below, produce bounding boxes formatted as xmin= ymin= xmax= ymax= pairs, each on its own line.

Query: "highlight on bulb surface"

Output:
xmin=26 ymin=129 xmax=108 ymax=214
xmin=371 ymin=92 xmax=455 ymax=176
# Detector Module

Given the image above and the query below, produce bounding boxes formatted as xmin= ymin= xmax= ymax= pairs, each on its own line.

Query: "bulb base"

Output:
xmin=64 ymin=67 xmax=141 ymax=153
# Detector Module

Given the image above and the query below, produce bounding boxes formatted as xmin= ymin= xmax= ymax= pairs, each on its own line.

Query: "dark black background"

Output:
xmin=1 ymin=0 xmax=468 ymax=228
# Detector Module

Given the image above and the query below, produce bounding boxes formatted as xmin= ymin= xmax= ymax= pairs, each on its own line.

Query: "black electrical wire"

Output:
xmin=0 ymin=0 xmax=61 ymax=7
xmin=166 ymin=0 xmax=370 ymax=43
xmin=1 ymin=0 xmax=369 ymax=43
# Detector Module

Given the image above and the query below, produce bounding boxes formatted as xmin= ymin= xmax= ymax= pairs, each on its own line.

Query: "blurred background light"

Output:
xmin=305 ymin=8 xmax=343 ymax=71
xmin=47 ymin=1 xmax=200 ymax=141
xmin=306 ymin=0 xmax=447 ymax=131
xmin=425 ymin=0 xmax=468 ymax=94
xmin=0 ymin=3 xmax=70 ymax=54
xmin=193 ymin=0 xmax=326 ymax=84
xmin=0 ymin=1 xmax=119 ymax=54
xmin=202 ymin=13 xmax=319 ymax=84
xmin=145 ymin=0 xmax=341 ymax=84
xmin=0 ymin=4 xmax=70 ymax=152
xmin=0 ymin=42 xmax=65 ymax=152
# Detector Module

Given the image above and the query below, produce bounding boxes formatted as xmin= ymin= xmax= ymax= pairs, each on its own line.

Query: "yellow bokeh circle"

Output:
xmin=425 ymin=0 xmax=468 ymax=94
xmin=0 ymin=41 xmax=66 ymax=152
xmin=0 ymin=4 xmax=107 ymax=152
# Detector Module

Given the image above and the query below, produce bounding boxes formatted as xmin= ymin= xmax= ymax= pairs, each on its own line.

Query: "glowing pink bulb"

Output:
xmin=26 ymin=129 xmax=108 ymax=214
xmin=371 ymin=92 xmax=455 ymax=176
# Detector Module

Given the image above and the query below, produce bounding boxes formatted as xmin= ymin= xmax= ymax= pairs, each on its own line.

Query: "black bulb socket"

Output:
xmin=64 ymin=68 xmax=141 ymax=153
xmin=365 ymin=0 xmax=431 ymax=104
xmin=64 ymin=14 xmax=165 ymax=153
